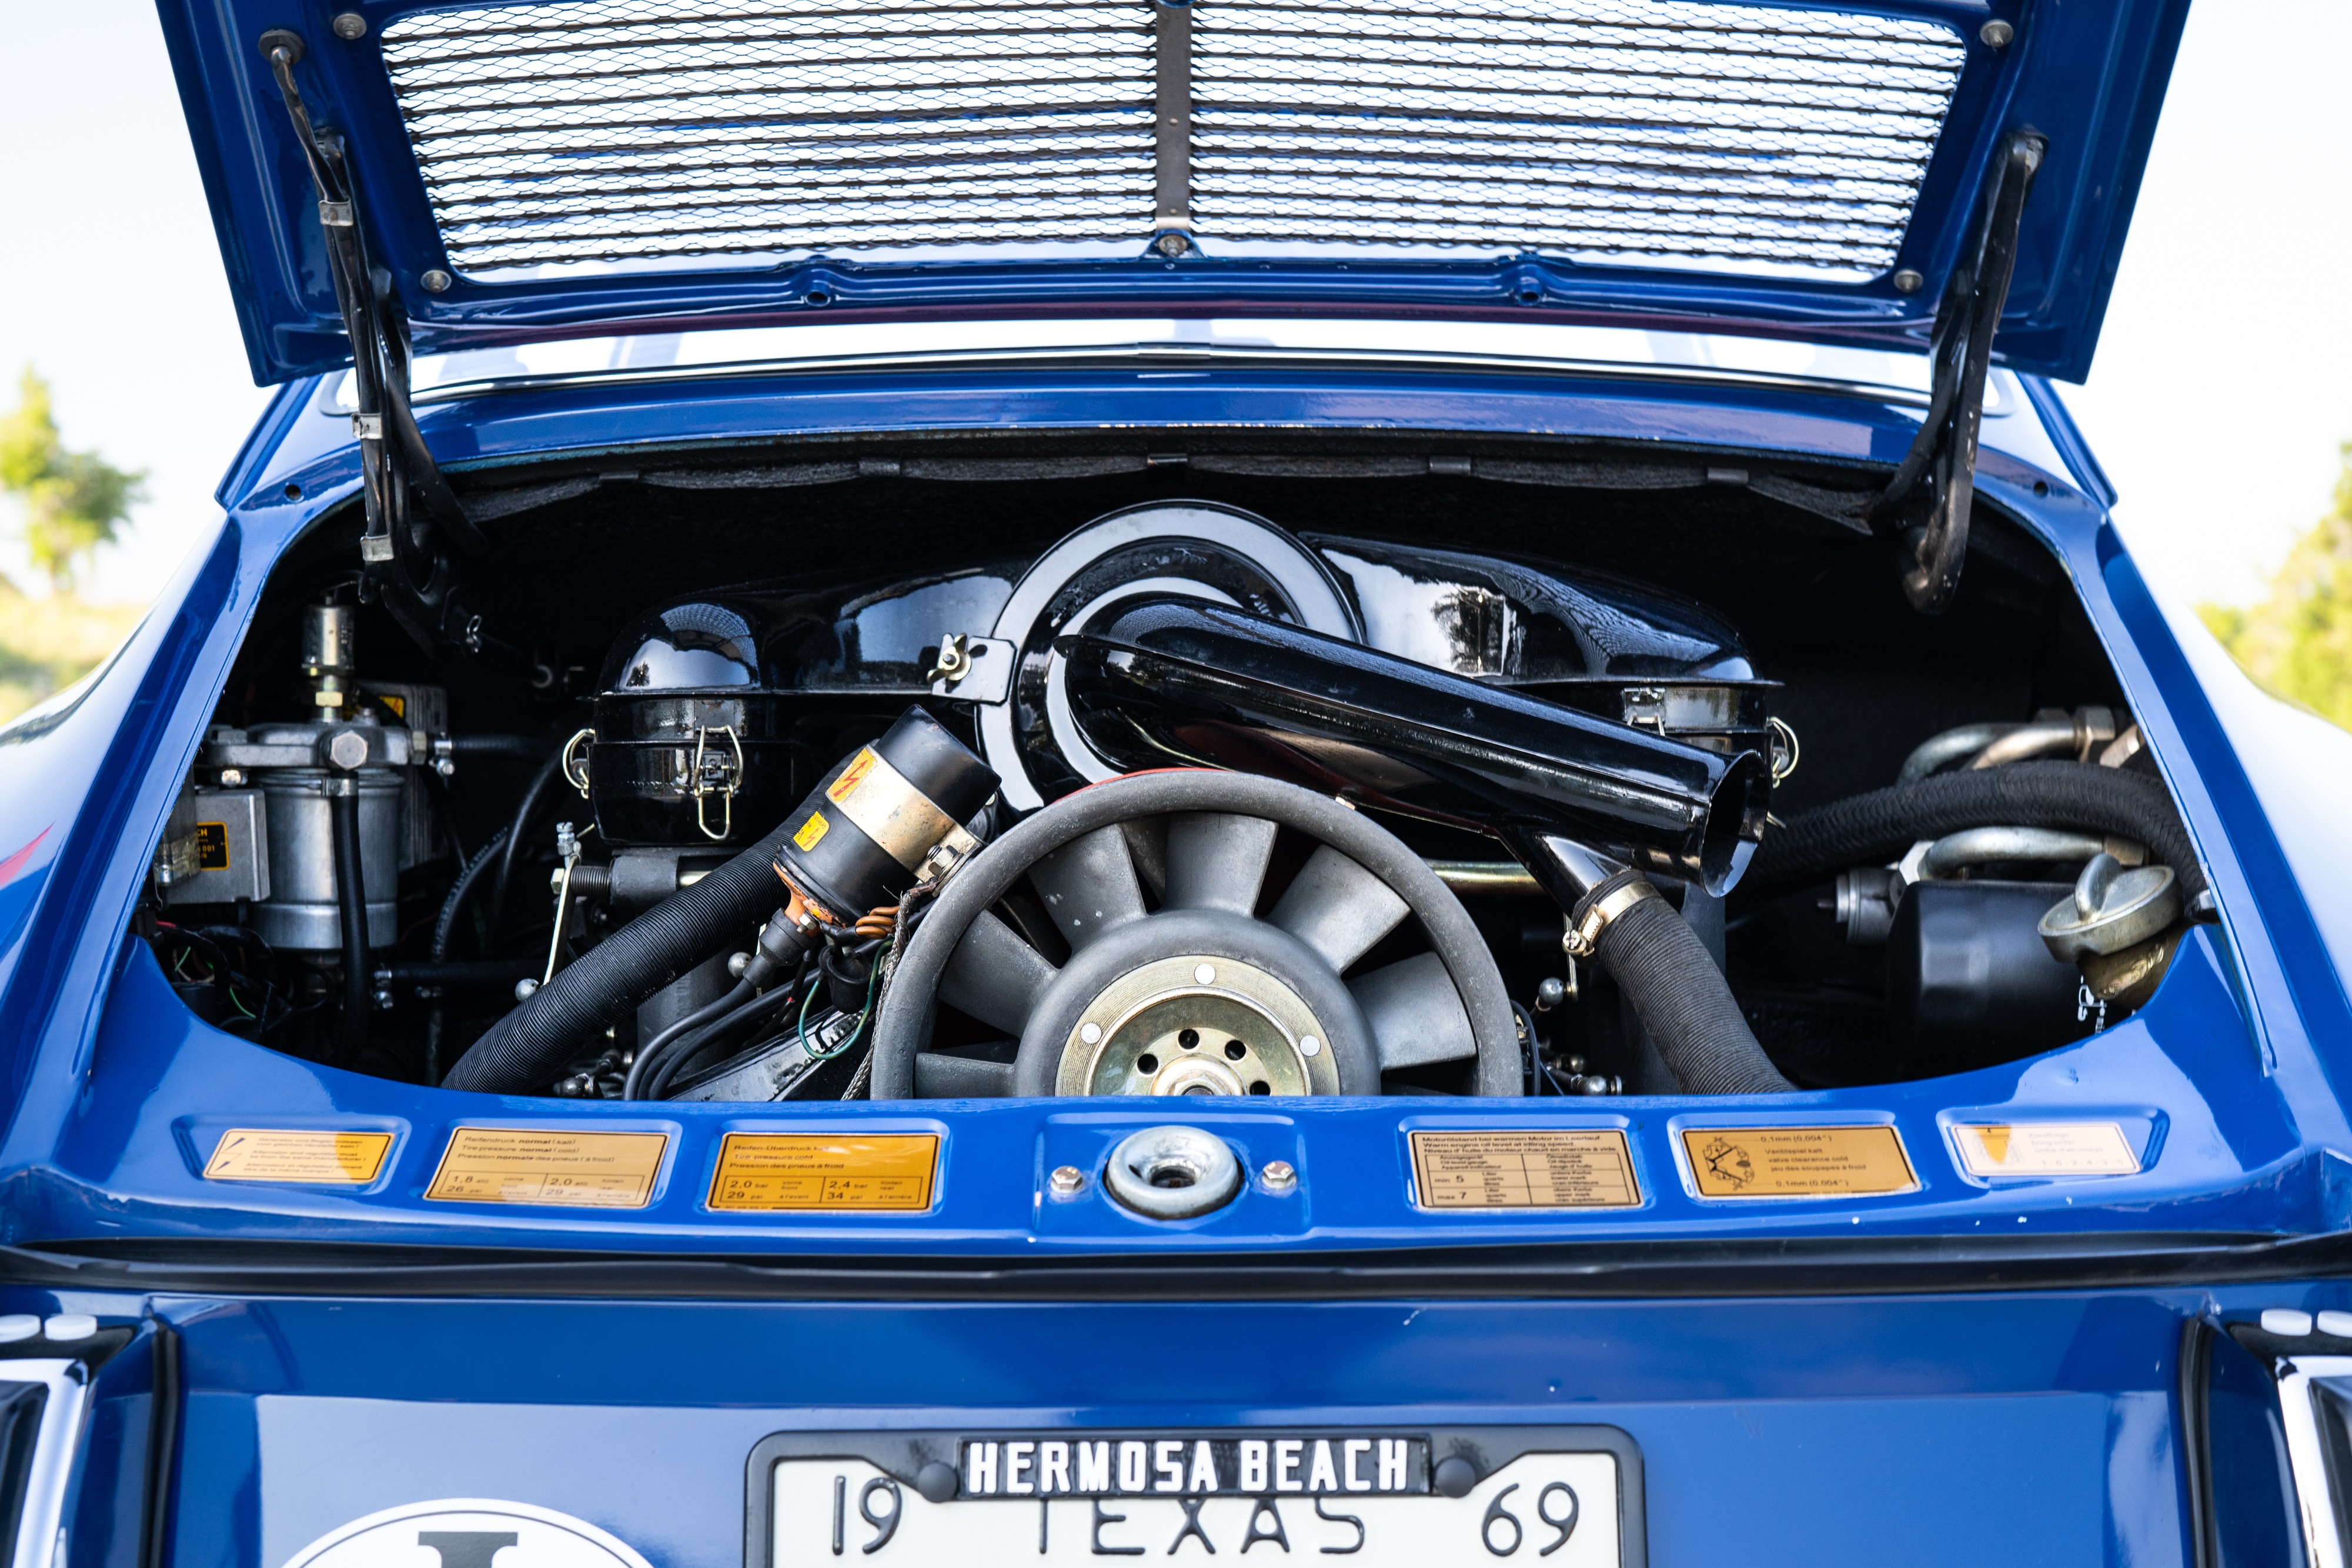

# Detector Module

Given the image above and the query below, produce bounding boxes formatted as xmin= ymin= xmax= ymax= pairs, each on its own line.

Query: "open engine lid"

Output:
xmin=159 ymin=0 xmax=2187 ymax=387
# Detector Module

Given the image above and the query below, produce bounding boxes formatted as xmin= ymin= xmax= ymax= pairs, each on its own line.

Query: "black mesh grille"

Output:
xmin=379 ymin=0 xmax=1965 ymax=279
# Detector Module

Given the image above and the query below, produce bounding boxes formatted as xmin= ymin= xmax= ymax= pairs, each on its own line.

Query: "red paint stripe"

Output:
xmin=0 ymin=826 xmax=53 ymax=888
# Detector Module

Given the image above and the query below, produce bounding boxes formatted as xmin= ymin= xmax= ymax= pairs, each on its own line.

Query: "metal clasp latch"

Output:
xmin=560 ymin=726 xmax=594 ymax=798
xmin=689 ymin=724 xmax=744 ymax=841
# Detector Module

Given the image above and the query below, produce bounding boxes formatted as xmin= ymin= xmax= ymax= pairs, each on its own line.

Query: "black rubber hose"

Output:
xmin=1582 ymin=877 xmax=1795 ymax=1095
xmin=1744 ymin=761 xmax=2205 ymax=904
xmin=329 ymin=783 xmax=371 ymax=1058
xmin=644 ymin=983 xmax=803 ymax=1101
xmin=432 ymin=824 xmax=513 ymax=962
xmin=446 ymin=734 xmax=550 ymax=760
xmin=443 ymin=817 xmax=804 ymax=1094
xmin=622 ymin=979 xmax=754 ymax=1101
xmin=486 ymin=751 xmax=570 ymax=948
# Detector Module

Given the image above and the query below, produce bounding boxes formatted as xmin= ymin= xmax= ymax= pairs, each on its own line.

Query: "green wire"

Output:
xmin=802 ymin=960 xmax=881 ymax=1061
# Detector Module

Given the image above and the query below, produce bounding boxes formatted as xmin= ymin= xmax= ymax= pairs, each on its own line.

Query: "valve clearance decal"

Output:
xmin=424 ymin=1128 xmax=667 ymax=1208
xmin=1409 ymin=1130 xmax=1640 ymax=1209
xmin=1679 ymin=1125 xmax=1917 ymax=1198
xmin=1952 ymin=1122 xmax=2140 ymax=1177
xmin=708 ymin=1132 xmax=938 ymax=1211
xmin=202 ymin=1128 xmax=392 ymax=1183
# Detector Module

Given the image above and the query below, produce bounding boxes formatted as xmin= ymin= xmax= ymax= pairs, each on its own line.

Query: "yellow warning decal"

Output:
xmin=1953 ymin=1122 xmax=2139 ymax=1178
xmin=826 ymin=747 xmax=880 ymax=804
xmin=425 ymin=1128 xmax=667 ymax=1208
xmin=1409 ymin=1129 xmax=1640 ymax=1209
xmin=203 ymin=1128 xmax=392 ymax=1184
xmin=1682 ymin=1124 xmax=1917 ymax=1198
xmin=707 ymin=1132 xmax=938 ymax=1212
xmin=793 ymin=811 xmax=830 ymax=851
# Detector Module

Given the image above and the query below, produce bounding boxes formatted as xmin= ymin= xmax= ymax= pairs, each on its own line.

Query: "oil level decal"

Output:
xmin=203 ymin=1129 xmax=392 ymax=1184
xmin=1952 ymin=1122 xmax=2140 ymax=1178
xmin=1680 ymin=1125 xmax=1917 ymax=1198
xmin=279 ymin=1499 xmax=652 ymax=1568
xmin=1409 ymin=1130 xmax=1640 ymax=1209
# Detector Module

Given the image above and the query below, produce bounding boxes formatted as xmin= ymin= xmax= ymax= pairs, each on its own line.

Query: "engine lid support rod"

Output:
xmin=1873 ymin=129 xmax=2047 ymax=616
xmin=258 ymin=28 xmax=486 ymax=658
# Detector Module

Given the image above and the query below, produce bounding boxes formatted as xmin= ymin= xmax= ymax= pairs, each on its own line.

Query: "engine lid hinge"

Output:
xmin=258 ymin=28 xmax=486 ymax=658
xmin=1872 ymin=129 xmax=2047 ymax=616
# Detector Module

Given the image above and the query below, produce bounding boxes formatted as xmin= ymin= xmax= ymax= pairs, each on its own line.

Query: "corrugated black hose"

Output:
xmin=1579 ymin=872 xmax=1796 ymax=1095
xmin=442 ymin=815 xmax=806 ymax=1094
xmin=1582 ymin=760 xmax=2205 ymax=1095
xmin=1744 ymin=761 xmax=2205 ymax=903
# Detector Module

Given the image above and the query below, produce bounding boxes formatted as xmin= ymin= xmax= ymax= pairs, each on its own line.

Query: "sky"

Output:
xmin=0 ymin=0 xmax=2346 ymax=611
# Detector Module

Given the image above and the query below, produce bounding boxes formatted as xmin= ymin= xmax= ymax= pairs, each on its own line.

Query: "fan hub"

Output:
xmin=1057 ymin=954 xmax=1336 ymax=1097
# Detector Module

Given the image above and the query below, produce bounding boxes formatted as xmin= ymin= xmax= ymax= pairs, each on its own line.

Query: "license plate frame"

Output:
xmin=745 ymin=1426 xmax=1645 ymax=1568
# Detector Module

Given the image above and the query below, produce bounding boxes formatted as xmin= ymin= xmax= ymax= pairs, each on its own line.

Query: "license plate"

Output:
xmin=747 ymin=1429 xmax=1643 ymax=1568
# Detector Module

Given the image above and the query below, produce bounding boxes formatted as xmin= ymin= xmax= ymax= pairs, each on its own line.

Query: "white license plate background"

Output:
xmin=775 ymin=1453 xmax=1621 ymax=1567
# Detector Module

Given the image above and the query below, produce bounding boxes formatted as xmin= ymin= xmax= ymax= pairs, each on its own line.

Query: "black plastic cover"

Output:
xmin=1058 ymin=597 xmax=1767 ymax=892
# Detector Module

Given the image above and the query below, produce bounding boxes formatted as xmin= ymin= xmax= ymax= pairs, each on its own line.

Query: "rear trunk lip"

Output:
xmin=6 ymin=1228 xmax=2344 ymax=1302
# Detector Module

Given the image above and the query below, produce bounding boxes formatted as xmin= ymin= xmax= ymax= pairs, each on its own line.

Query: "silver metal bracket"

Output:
xmin=927 ymin=634 xmax=1015 ymax=704
xmin=1152 ymin=0 xmax=1192 ymax=242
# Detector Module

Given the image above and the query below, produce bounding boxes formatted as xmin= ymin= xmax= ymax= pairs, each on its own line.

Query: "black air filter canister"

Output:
xmin=776 ymin=707 xmax=999 ymax=922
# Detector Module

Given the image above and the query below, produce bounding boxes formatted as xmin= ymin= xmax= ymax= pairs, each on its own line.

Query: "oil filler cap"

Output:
xmin=1104 ymin=1125 xmax=1242 ymax=1219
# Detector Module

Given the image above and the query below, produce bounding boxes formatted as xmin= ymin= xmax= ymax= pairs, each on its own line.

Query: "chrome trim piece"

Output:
xmin=2276 ymin=1353 xmax=2352 ymax=1568
xmin=399 ymin=339 xmax=1940 ymax=412
xmin=4 ymin=1360 xmax=88 ymax=1568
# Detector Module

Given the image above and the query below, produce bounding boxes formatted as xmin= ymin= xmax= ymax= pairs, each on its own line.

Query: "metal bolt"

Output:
xmin=1260 ymin=1159 xmax=1298 ymax=1193
xmin=1892 ymin=269 xmax=1925 ymax=295
xmin=434 ymin=757 xmax=456 ymax=777
xmin=1080 ymin=1021 xmax=1102 ymax=1045
xmin=1534 ymin=977 xmax=1567 ymax=1012
xmin=1194 ymin=964 xmax=1215 ymax=985
xmin=1979 ymin=18 xmax=2013 ymax=47
xmin=331 ymin=12 xmax=368 ymax=39
xmin=421 ymin=269 xmax=452 ymax=293
xmin=326 ymin=730 xmax=369 ymax=770
xmin=1299 ymin=1035 xmax=1321 ymax=1058
xmin=514 ymin=977 xmax=540 ymax=1002
xmin=1049 ymin=1165 xmax=1087 ymax=1197
xmin=1155 ymin=233 xmax=1189 ymax=258
xmin=373 ymin=988 xmax=395 ymax=1010
xmin=219 ymin=767 xmax=246 ymax=787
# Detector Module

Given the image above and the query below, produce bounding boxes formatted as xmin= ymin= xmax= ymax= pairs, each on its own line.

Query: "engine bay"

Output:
xmin=143 ymin=447 xmax=2201 ymax=1105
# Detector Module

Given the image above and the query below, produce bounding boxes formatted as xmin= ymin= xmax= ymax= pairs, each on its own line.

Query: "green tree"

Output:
xmin=2201 ymin=441 xmax=2352 ymax=731
xmin=0 ymin=368 xmax=146 ymax=590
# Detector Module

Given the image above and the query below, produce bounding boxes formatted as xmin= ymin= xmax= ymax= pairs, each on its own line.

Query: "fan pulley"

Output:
xmin=870 ymin=771 xmax=1521 ymax=1098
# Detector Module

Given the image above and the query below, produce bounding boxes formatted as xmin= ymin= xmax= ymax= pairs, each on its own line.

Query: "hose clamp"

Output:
xmin=1563 ymin=878 xmax=1661 ymax=960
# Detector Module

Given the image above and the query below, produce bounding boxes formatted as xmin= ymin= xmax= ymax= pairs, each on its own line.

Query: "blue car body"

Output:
xmin=8 ymin=0 xmax=2351 ymax=1564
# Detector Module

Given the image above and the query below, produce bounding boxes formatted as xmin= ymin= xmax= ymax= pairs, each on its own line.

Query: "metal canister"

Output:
xmin=253 ymin=768 xmax=403 ymax=950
